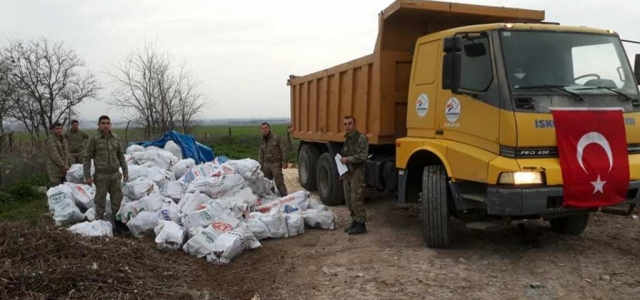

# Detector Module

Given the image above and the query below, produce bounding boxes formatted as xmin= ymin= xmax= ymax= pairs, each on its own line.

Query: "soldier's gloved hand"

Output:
xmin=123 ymin=174 xmax=129 ymax=182
xmin=282 ymin=163 xmax=288 ymax=169
xmin=85 ymin=178 xmax=93 ymax=186
xmin=63 ymin=166 xmax=69 ymax=173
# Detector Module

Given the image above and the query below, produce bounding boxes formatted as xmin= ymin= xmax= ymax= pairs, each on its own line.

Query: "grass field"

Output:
xmin=8 ymin=124 xmax=298 ymax=162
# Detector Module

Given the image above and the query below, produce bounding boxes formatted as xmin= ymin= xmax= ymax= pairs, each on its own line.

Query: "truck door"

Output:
xmin=407 ymin=39 xmax=441 ymax=137
xmin=438 ymin=32 xmax=501 ymax=154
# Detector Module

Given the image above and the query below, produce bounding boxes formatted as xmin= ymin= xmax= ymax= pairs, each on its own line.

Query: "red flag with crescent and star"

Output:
xmin=552 ymin=108 xmax=629 ymax=208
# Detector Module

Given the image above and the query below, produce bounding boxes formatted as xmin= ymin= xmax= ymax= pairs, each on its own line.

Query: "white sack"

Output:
xmin=63 ymin=182 xmax=95 ymax=210
xmin=254 ymin=191 xmax=311 ymax=213
xmin=124 ymin=154 xmax=135 ymax=165
xmin=309 ymin=199 xmax=328 ymax=211
xmin=134 ymin=148 xmax=178 ymax=170
xmin=115 ymin=193 xmax=162 ymax=223
xmin=123 ymin=177 xmax=157 ymax=200
xmin=178 ymin=191 xmax=211 ymax=215
xmin=157 ymin=198 xmax=181 ymax=223
xmin=154 ymin=220 xmax=186 ymax=251
xmin=250 ymin=210 xmax=288 ymax=239
xmin=178 ymin=163 xmax=222 ymax=185
xmin=203 ymin=187 xmax=257 ymax=219
xmin=300 ymin=209 xmax=337 ymax=230
xmin=206 ymin=226 xmax=261 ymax=265
xmin=182 ymin=225 xmax=218 ymax=258
xmin=127 ymin=165 xmax=150 ymax=181
xmin=127 ymin=211 xmax=159 ymax=238
xmin=172 ymin=158 xmax=196 ymax=178
xmin=161 ymin=181 xmax=186 ymax=201
xmin=126 ymin=144 xmax=145 ymax=155
xmin=69 ymin=220 xmax=113 ymax=237
xmin=147 ymin=166 xmax=173 ymax=188
xmin=65 ymin=163 xmax=94 ymax=184
xmin=247 ymin=175 xmax=275 ymax=197
xmin=183 ymin=207 xmax=239 ymax=234
xmin=47 ymin=185 xmax=84 ymax=226
xmin=246 ymin=218 xmax=271 ymax=240
xmin=223 ymin=159 xmax=261 ymax=180
xmin=186 ymin=174 xmax=245 ymax=199
xmin=164 ymin=140 xmax=183 ymax=160
xmin=285 ymin=213 xmax=305 ymax=237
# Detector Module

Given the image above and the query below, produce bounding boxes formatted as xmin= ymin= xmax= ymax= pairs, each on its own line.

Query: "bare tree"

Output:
xmin=107 ymin=41 xmax=208 ymax=137
xmin=0 ymin=56 xmax=16 ymax=134
xmin=2 ymin=38 xmax=100 ymax=137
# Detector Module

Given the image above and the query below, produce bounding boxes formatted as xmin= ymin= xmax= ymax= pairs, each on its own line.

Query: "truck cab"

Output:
xmin=288 ymin=0 xmax=640 ymax=248
xmin=397 ymin=22 xmax=640 ymax=247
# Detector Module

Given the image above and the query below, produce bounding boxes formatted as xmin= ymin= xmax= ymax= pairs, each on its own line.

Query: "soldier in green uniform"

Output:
xmin=45 ymin=122 xmax=70 ymax=187
xmin=340 ymin=116 xmax=369 ymax=235
xmin=84 ymin=115 xmax=129 ymax=227
xmin=259 ymin=122 xmax=289 ymax=196
xmin=66 ymin=119 xmax=90 ymax=164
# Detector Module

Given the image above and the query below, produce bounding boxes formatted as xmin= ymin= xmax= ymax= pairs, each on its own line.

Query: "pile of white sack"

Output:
xmin=45 ymin=141 xmax=337 ymax=265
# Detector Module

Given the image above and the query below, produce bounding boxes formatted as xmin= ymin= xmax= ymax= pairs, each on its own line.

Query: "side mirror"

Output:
xmin=464 ymin=43 xmax=486 ymax=57
xmin=442 ymin=52 xmax=461 ymax=91
xmin=635 ymin=54 xmax=640 ymax=84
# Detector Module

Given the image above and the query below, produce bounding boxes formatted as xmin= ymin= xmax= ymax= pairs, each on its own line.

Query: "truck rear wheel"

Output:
xmin=317 ymin=152 xmax=344 ymax=206
xmin=298 ymin=144 xmax=320 ymax=191
xmin=550 ymin=213 xmax=589 ymax=235
xmin=421 ymin=165 xmax=451 ymax=248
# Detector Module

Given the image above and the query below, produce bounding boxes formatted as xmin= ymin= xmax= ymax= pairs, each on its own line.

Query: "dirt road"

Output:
xmin=187 ymin=171 xmax=640 ymax=299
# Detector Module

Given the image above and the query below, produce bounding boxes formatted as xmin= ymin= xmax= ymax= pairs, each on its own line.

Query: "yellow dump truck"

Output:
xmin=288 ymin=0 xmax=640 ymax=248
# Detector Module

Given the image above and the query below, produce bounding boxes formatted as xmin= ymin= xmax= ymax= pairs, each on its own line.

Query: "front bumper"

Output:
xmin=486 ymin=181 xmax=640 ymax=216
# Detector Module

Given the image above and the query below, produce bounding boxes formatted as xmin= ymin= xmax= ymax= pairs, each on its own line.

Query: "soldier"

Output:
xmin=340 ymin=116 xmax=369 ymax=235
xmin=45 ymin=122 xmax=70 ymax=187
xmin=259 ymin=122 xmax=289 ymax=196
xmin=66 ymin=119 xmax=90 ymax=164
xmin=84 ymin=115 xmax=129 ymax=229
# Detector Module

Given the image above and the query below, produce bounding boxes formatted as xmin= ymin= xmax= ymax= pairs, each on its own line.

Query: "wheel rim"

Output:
xmin=319 ymin=165 xmax=329 ymax=196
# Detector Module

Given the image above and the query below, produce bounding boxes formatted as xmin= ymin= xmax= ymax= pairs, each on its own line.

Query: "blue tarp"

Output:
xmin=129 ymin=130 xmax=214 ymax=164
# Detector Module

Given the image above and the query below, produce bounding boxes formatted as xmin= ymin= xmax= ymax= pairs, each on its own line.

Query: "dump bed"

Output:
xmin=288 ymin=0 xmax=544 ymax=145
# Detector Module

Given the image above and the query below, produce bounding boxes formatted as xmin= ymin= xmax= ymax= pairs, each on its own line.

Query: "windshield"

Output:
xmin=500 ymin=30 xmax=640 ymax=106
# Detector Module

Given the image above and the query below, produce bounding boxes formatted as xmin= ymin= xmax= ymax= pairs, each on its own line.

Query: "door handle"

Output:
xmin=435 ymin=129 xmax=444 ymax=135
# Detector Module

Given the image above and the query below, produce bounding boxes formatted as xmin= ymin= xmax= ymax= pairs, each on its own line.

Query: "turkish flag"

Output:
xmin=552 ymin=108 xmax=629 ymax=208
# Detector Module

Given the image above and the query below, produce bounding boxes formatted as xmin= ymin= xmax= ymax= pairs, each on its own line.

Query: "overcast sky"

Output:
xmin=1 ymin=0 xmax=639 ymax=122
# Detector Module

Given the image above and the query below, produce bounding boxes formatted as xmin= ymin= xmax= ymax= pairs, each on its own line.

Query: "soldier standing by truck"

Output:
xmin=340 ymin=116 xmax=369 ymax=235
xmin=84 ymin=115 xmax=129 ymax=228
xmin=66 ymin=119 xmax=89 ymax=164
xmin=45 ymin=122 xmax=70 ymax=187
xmin=259 ymin=122 xmax=289 ymax=196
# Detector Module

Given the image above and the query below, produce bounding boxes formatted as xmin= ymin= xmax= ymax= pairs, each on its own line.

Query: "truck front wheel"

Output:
xmin=550 ymin=213 xmax=590 ymax=235
xmin=421 ymin=165 xmax=451 ymax=248
xmin=316 ymin=152 xmax=344 ymax=206
xmin=298 ymin=144 xmax=320 ymax=191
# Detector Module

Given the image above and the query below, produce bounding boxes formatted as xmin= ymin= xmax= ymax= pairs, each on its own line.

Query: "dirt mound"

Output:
xmin=0 ymin=221 xmax=196 ymax=300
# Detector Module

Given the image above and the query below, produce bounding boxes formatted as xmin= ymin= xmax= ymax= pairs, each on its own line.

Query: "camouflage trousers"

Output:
xmin=69 ymin=152 xmax=83 ymax=165
xmin=343 ymin=167 xmax=366 ymax=223
xmin=94 ymin=172 xmax=123 ymax=224
xmin=262 ymin=162 xmax=288 ymax=196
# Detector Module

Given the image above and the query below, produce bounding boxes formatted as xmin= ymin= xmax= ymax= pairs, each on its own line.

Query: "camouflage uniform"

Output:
xmin=84 ymin=131 xmax=128 ymax=224
xmin=259 ymin=132 xmax=289 ymax=196
xmin=45 ymin=134 xmax=70 ymax=186
xmin=66 ymin=129 xmax=89 ymax=164
xmin=341 ymin=130 xmax=369 ymax=224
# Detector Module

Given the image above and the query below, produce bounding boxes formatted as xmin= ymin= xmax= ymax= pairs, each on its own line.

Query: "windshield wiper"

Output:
xmin=574 ymin=86 xmax=638 ymax=104
xmin=514 ymin=85 xmax=585 ymax=101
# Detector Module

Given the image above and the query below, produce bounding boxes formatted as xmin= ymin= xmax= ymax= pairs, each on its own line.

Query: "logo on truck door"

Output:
xmin=445 ymin=97 xmax=461 ymax=123
xmin=416 ymin=93 xmax=429 ymax=117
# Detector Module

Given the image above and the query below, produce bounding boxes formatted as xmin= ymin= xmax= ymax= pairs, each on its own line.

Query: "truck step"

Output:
xmin=465 ymin=219 xmax=510 ymax=230
xmin=601 ymin=204 xmax=636 ymax=216
xmin=461 ymin=193 xmax=485 ymax=202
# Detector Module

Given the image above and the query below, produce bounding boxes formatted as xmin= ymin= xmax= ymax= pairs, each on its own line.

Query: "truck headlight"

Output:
xmin=498 ymin=172 xmax=543 ymax=185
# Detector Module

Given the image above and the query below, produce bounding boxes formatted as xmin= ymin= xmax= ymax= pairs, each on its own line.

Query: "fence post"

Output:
xmin=228 ymin=127 xmax=232 ymax=137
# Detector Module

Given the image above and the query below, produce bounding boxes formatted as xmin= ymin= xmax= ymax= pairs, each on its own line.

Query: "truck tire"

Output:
xmin=550 ymin=213 xmax=589 ymax=235
xmin=421 ymin=165 xmax=451 ymax=248
xmin=298 ymin=144 xmax=320 ymax=191
xmin=316 ymin=152 xmax=344 ymax=206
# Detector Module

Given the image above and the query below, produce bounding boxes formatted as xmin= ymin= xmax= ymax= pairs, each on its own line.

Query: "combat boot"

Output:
xmin=348 ymin=222 xmax=367 ymax=235
xmin=344 ymin=221 xmax=356 ymax=233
